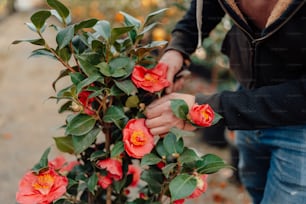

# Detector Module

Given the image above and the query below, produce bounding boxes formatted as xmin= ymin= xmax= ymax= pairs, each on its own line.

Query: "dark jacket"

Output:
xmin=167 ymin=0 xmax=306 ymax=130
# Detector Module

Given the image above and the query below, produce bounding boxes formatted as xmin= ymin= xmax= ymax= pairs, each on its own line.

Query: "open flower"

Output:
xmin=97 ymin=158 xmax=123 ymax=181
xmin=188 ymin=103 xmax=214 ymax=127
xmin=78 ymin=90 xmax=95 ymax=115
xmin=127 ymin=165 xmax=141 ymax=187
xmin=123 ymin=118 xmax=154 ymax=158
xmin=16 ymin=168 xmax=68 ymax=204
xmin=188 ymin=174 xmax=208 ymax=199
xmin=131 ymin=62 xmax=170 ymax=93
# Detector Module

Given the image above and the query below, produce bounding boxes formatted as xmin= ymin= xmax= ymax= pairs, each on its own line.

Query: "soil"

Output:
xmin=0 ymin=12 xmax=251 ymax=204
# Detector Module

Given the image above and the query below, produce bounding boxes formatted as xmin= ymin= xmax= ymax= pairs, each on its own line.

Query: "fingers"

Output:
xmin=146 ymin=114 xmax=184 ymax=136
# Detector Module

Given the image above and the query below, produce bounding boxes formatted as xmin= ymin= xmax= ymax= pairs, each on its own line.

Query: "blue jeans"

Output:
xmin=235 ymin=125 xmax=306 ymax=204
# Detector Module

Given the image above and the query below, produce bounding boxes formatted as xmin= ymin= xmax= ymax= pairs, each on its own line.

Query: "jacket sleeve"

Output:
xmin=196 ymin=77 xmax=306 ymax=130
xmin=165 ymin=0 xmax=225 ymax=59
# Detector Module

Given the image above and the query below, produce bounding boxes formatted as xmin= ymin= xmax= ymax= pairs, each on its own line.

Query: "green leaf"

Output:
xmin=196 ymin=154 xmax=231 ymax=174
xmin=47 ymin=0 xmax=70 ymax=19
xmin=30 ymin=10 xmax=51 ymax=31
xmin=90 ymin=150 xmax=107 ymax=161
xmin=97 ymin=62 xmax=111 ymax=77
xmin=66 ymin=114 xmax=96 ymax=136
xmin=56 ymin=25 xmax=74 ymax=49
xmin=178 ymin=148 xmax=200 ymax=164
xmin=108 ymin=57 xmax=131 ymax=77
xmin=212 ymin=112 xmax=223 ymax=125
xmin=111 ymin=141 xmax=124 ymax=158
xmin=29 ymin=48 xmax=55 ymax=59
xmin=70 ymin=72 xmax=86 ymax=85
xmin=141 ymin=169 xmax=163 ymax=193
xmin=162 ymin=163 xmax=177 ymax=178
xmin=169 ymin=174 xmax=197 ymax=201
xmin=119 ymin=11 xmax=141 ymax=28
xmin=76 ymin=74 xmax=103 ymax=94
xmin=110 ymin=26 xmax=135 ymax=44
xmin=125 ymin=95 xmax=139 ymax=108
xmin=143 ymin=8 xmax=168 ymax=27
xmin=77 ymin=56 xmax=100 ymax=77
xmin=50 ymin=9 xmax=71 ymax=25
xmin=57 ymin=46 xmax=71 ymax=62
xmin=169 ymin=127 xmax=195 ymax=138
xmin=58 ymin=101 xmax=72 ymax=113
xmin=103 ymin=106 xmax=126 ymax=123
xmin=93 ymin=20 xmax=111 ymax=40
xmin=163 ymin=132 xmax=184 ymax=155
xmin=32 ymin=147 xmax=51 ymax=174
xmin=72 ymin=128 xmax=100 ymax=154
xmin=87 ymin=173 xmax=98 ymax=194
xmin=155 ymin=139 xmax=168 ymax=157
xmin=170 ymin=99 xmax=189 ymax=120
xmin=12 ymin=38 xmax=45 ymax=46
xmin=114 ymin=80 xmax=137 ymax=95
xmin=75 ymin=18 xmax=98 ymax=32
xmin=140 ymin=153 xmax=161 ymax=166
xmin=54 ymin=136 xmax=74 ymax=154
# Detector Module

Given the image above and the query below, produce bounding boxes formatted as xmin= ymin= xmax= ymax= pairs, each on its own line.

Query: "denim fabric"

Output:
xmin=235 ymin=125 xmax=306 ymax=204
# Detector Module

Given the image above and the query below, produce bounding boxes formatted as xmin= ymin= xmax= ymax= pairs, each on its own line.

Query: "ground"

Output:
xmin=0 ymin=12 xmax=251 ymax=204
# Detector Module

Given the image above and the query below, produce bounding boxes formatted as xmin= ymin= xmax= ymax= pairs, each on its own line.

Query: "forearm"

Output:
xmin=196 ymin=78 xmax=306 ymax=130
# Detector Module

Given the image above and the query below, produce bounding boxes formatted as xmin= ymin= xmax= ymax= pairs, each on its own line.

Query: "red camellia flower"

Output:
xmin=188 ymin=103 xmax=214 ymax=127
xmin=16 ymin=168 xmax=68 ymax=204
xmin=173 ymin=199 xmax=185 ymax=204
xmin=48 ymin=156 xmax=79 ymax=174
xmin=131 ymin=62 xmax=170 ymax=93
xmin=97 ymin=174 xmax=113 ymax=189
xmin=127 ymin=165 xmax=141 ymax=187
xmin=188 ymin=174 xmax=208 ymax=199
xmin=96 ymin=158 xmax=123 ymax=181
xmin=123 ymin=118 xmax=154 ymax=158
xmin=78 ymin=91 xmax=95 ymax=115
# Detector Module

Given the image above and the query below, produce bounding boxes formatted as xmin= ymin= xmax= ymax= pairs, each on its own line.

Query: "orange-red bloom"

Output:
xmin=131 ymin=62 xmax=170 ymax=93
xmin=96 ymin=158 xmax=123 ymax=181
xmin=123 ymin=118 xmax=154 ymax=158
xmin=97 ymin=174 xmax=113 ymax=189
xmin=127 ymin=165 xmax=141 ymax=187
xmin=173 ymin=199 xmax=185 ymax=204
xmin=188 ymin=103 xmax=214 ymax=127
xmin=188 ymin=174 xmax=208 ymax=199
xmin=16 ymin=168 xmax=68 ymax=204
xmin=48 ymin=156 xmax=79 ymax=174
xmin=78 ymin=91 xmax=95 ymax=115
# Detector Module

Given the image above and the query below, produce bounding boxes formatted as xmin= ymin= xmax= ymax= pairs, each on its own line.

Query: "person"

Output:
xmin=144 ymin=0 xmax=306 ymax=203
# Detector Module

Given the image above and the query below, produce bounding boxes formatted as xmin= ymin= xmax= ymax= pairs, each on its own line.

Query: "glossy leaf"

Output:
xmin=29 ymin=48 xmax=55 ymax=59
xmin=162 ymin=163 xmax=176 ymax=178
xmin=75 ymin=18 xmax=98 ymax=32
xmin=141 ymin=169 xmax=163 ymax=193
xmin=12 ymin=38 xmax=45 ymax=46
xmin=47 ymin=0 xmax=70 ymax=20
xmin=196 ymin=154 xmax=231 ymax=174
xmin=93 ymin=20 xmax=111 ymax=40
xmin=66 ymin=114 xmax=96 ymax=136
xmin=103 ymin=106 xmax=126 ymax=123
xmin=56 ymin=25 xmax=74 ymax=49
xmin=111 ymin=141 xmax=124 ymax=158
xmin=54 ymin=136 xmax=74 ymax=154
xmin=143 ymin=8 xmax=168 ymax=27
xmin=178 ymin=148 xmax=200 ymax=164
xmin=163 ymin=132 xmax=184 ymax=155
xmin=32 ymin=147 xmax=51 ymax=174
xmin=72 ymin=128 xmax=100 ymax=154
xmin=110 ymin=26 xmax=135 ymax=44
xmin=141 ymin=153 xmax=162 ymax=166
xmin=77 ymin=56 xmax=100 ymax=77
xmin=169 ymin=174 xmax=197 ymax=201
xmin=114 ymin=80 xmax=137 ymax=95
xmin=30 ymin=10 xmax=51 ymax=31
xmin=170 ymin=99 xmax=189 ymax=120
xmin=76 ymin=74 xmax=103 ymax=94
xmin=155 ymin=139 xmax=168 ymax=158
xmin=119 ymin=11 xmax=141 ymax=28
xmin=87 ymin=173 xmax=98 ymax=194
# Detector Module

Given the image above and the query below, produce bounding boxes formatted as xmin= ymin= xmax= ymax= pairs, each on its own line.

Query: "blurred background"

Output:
xmin=0 ymin=0 xmax=249 ymax=203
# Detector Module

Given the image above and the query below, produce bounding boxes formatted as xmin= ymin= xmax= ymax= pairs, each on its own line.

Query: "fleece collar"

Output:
xmin=224 ymin=0 xmax=294 ymax=28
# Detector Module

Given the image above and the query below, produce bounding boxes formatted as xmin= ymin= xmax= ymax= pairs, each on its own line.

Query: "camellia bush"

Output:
xmin=14 ymin=0 xmax=230 ymax=203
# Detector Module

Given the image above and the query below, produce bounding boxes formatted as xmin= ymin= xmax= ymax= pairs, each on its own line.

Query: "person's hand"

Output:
xmin=159 ymin=50 xmax=186 ymax=94
xmin=145 ymin=93 xmax=196 ymax=136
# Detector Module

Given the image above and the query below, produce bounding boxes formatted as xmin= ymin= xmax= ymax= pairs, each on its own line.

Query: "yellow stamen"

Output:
xmin=144 ymin=73 xmax=158 ymax=83
xmin=32 ymin=173 xmax=55 ymax=195
xmin=130 ymin=130 xmax=147 ymax=146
